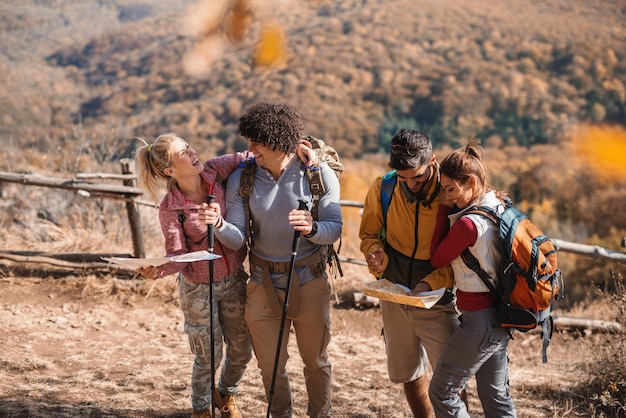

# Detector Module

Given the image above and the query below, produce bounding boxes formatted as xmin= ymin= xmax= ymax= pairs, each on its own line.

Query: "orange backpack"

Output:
xmin=461 ymin=197 xmax=564 ymax=363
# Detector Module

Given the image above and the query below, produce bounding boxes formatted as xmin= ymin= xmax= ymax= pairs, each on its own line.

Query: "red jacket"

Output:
xmin=156 ymin=153 xmax=248 ymax=283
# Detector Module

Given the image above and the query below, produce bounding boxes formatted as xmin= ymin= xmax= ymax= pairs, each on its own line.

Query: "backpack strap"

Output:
xmin=460 ymin=207 xmax=511 ymax=301
xmin=379 ymin=170 xmax=397 ymax=242
xmin=238 ymin=158 xmax=257 ymax=249
xmin=305 ymin=164 xmax=326 ymax=221
xmin=460 ymin=248 xmax=501 ymax=298
xmin=306 ymin=163 xmax=344 ymax=279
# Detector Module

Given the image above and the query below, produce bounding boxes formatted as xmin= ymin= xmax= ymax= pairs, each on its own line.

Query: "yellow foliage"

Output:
xmin=339 ymin=158 xmax=388 ymax=257
xmin=571 ymin=124 xmax=626 ymax=182
xmin=537 ymin=199 xmax=555 ymax=215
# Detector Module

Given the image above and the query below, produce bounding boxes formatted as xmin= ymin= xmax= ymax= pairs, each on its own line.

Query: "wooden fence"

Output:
xmin=0 ymin=159 xmax=148 ymax=271
xmin=0 ymin=163 xmax=625 ymax=271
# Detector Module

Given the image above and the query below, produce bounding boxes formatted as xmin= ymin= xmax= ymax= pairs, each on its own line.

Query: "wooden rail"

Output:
xmin=0 ymin=159 xmax=146 ymax=258
xmin=552 ymin=239 xmax=626 ymax=262
xmin=0 ymin=170 xmax=144 ymax=199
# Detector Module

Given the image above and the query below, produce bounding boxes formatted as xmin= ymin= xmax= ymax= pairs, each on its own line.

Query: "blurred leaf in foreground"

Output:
xmin=253 ymin=23 xmax=286 ymax=68
xmin=182 ymin=0 xmax=287 ymax=77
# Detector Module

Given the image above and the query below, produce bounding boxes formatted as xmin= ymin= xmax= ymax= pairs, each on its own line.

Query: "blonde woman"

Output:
xmin=134 ymin=133 xmax=315 ymax=418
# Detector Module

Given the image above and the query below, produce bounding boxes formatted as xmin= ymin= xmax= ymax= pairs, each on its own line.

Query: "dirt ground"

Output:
xmin=0 ymin=262 xmax=600 ymax=417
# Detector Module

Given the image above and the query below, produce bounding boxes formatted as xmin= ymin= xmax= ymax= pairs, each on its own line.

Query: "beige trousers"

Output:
xmin=245 ymin=277 xmax=332 ymax=418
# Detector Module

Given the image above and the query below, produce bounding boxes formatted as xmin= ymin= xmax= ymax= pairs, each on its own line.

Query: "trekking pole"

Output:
xmin=206 ymin=194 xmax=217 ymax=418
xmin=266 ymin=199 xmax=308 ymax=418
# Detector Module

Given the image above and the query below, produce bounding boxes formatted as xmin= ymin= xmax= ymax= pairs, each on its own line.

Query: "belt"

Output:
xmin=249 ymin=251 xmax=326 ymax=318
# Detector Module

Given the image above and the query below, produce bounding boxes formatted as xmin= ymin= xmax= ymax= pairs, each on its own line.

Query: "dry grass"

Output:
xmin=1 ymin=262 xmax=623 ymax=417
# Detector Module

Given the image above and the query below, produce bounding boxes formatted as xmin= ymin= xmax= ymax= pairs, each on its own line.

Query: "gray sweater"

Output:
xmin=216 ymin=158 xmax=342 ymax=287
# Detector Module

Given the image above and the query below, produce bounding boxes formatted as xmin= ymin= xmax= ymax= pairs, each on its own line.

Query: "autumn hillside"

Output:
xmin=1 ymin=0 xmax=625 ymax=159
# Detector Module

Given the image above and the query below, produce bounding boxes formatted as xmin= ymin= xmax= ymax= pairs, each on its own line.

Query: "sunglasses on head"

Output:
xmin=391 ymin=144 xmax=421 ymax=157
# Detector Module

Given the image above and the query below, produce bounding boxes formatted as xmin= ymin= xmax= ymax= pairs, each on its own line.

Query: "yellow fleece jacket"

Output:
xmin=359 ymin=168 xmax=453 ymax=291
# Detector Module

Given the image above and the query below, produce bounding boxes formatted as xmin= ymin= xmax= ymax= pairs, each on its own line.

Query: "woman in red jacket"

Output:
xmin=429 ymin=138 xmax=517 ymax=418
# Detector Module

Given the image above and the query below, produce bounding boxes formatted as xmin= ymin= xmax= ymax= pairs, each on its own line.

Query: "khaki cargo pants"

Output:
xmin=177 ymin=266 xmax=252 ymax=412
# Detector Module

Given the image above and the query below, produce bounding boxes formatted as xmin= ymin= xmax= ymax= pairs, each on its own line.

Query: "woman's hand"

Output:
xmin=297 ymin=140 xmax=319 ymax=166
xmin=136 ymin=265 xmax=159 ymax=280
xmin=288 ymin=208 xmax=314 ymax=235
xmin=199 ymin=202 xmax=223 ymax=227
xmin=408 ymin=281 xmax=432 ymax=295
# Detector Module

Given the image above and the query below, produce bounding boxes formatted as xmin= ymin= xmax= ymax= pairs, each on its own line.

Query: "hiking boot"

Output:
xmin=213 ymin=390 xmax=242 ymax=418
xmin=191 ymin=409 xmax=211 ymax=418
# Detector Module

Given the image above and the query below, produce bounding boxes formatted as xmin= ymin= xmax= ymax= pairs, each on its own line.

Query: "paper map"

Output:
xmin=360 ymin=279 xmax=446 ymax=309
xmin=102 ymin=250 xmax=222 ymax=270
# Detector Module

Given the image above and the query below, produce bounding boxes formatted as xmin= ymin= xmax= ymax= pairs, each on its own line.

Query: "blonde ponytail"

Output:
xmin=133 ymin=133 xmax=181 ymax=203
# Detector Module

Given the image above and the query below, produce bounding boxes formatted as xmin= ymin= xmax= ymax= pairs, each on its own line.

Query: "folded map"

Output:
xmin=102 ymin=250 xmax=222 ymax=270
xmin=360 ymin=279 xmax=446 ymax=309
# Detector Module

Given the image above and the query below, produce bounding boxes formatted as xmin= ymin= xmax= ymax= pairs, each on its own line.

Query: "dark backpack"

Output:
xmin=239 ymin=136 xmax=344 ymax=278
xmin=460 ymin=197 xmax=564 ymax=363
xmin=379 ymin=170 xmax=397 ymax=242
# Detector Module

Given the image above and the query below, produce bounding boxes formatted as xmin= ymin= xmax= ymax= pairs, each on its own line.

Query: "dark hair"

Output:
xmin=238 ymin=97 xmax=303 ymax=154
xmin=388 ymin=129 xmax=433 ymax=170
xmin=439 ymin=136 xmax=490 ymax=199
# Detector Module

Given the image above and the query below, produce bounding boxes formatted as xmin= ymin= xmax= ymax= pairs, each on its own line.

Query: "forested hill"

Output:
xmin=1 ymin=0 xmax=625 ymax=159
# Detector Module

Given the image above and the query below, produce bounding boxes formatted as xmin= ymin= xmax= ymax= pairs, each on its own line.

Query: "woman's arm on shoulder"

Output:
xmin=207 ymin=152 xmax=251 ymax=179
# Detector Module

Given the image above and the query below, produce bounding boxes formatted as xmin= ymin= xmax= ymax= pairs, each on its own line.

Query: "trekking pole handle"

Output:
xmin=293 ymin=200 xmax=309 ymax=252
xmin=206 ymin=194 xmax=215 ymax=253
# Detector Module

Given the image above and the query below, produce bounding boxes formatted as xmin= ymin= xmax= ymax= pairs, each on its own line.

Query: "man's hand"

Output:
xmin=366 ymin=247 xmax=385 ymax=273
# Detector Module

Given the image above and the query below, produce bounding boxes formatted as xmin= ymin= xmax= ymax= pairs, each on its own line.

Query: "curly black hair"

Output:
xmin=388 ymin=128 xmax=433 ymax=170
xmin=238 ymin=97 xmax=303 ymax=154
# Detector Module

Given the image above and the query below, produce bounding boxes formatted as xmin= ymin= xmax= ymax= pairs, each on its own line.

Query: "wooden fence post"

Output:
xmin=120 ymin=159 xmax=145 ymax=258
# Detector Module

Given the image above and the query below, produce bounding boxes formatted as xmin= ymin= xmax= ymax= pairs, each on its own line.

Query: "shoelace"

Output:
xmin=220 ymin=394 xmax=236 ymax=412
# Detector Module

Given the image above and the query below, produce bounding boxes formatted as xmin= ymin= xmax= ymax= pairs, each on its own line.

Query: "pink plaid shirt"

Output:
xmin=156 ymin=152 xmax=248 ymax=283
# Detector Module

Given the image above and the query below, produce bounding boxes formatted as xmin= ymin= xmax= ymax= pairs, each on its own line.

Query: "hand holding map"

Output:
xmin=101 ymin=250 xmax=222 ymax=270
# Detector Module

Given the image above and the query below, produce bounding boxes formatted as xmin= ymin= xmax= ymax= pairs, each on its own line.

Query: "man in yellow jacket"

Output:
xmin=359 ymin=129 xmax=459 ymax=417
